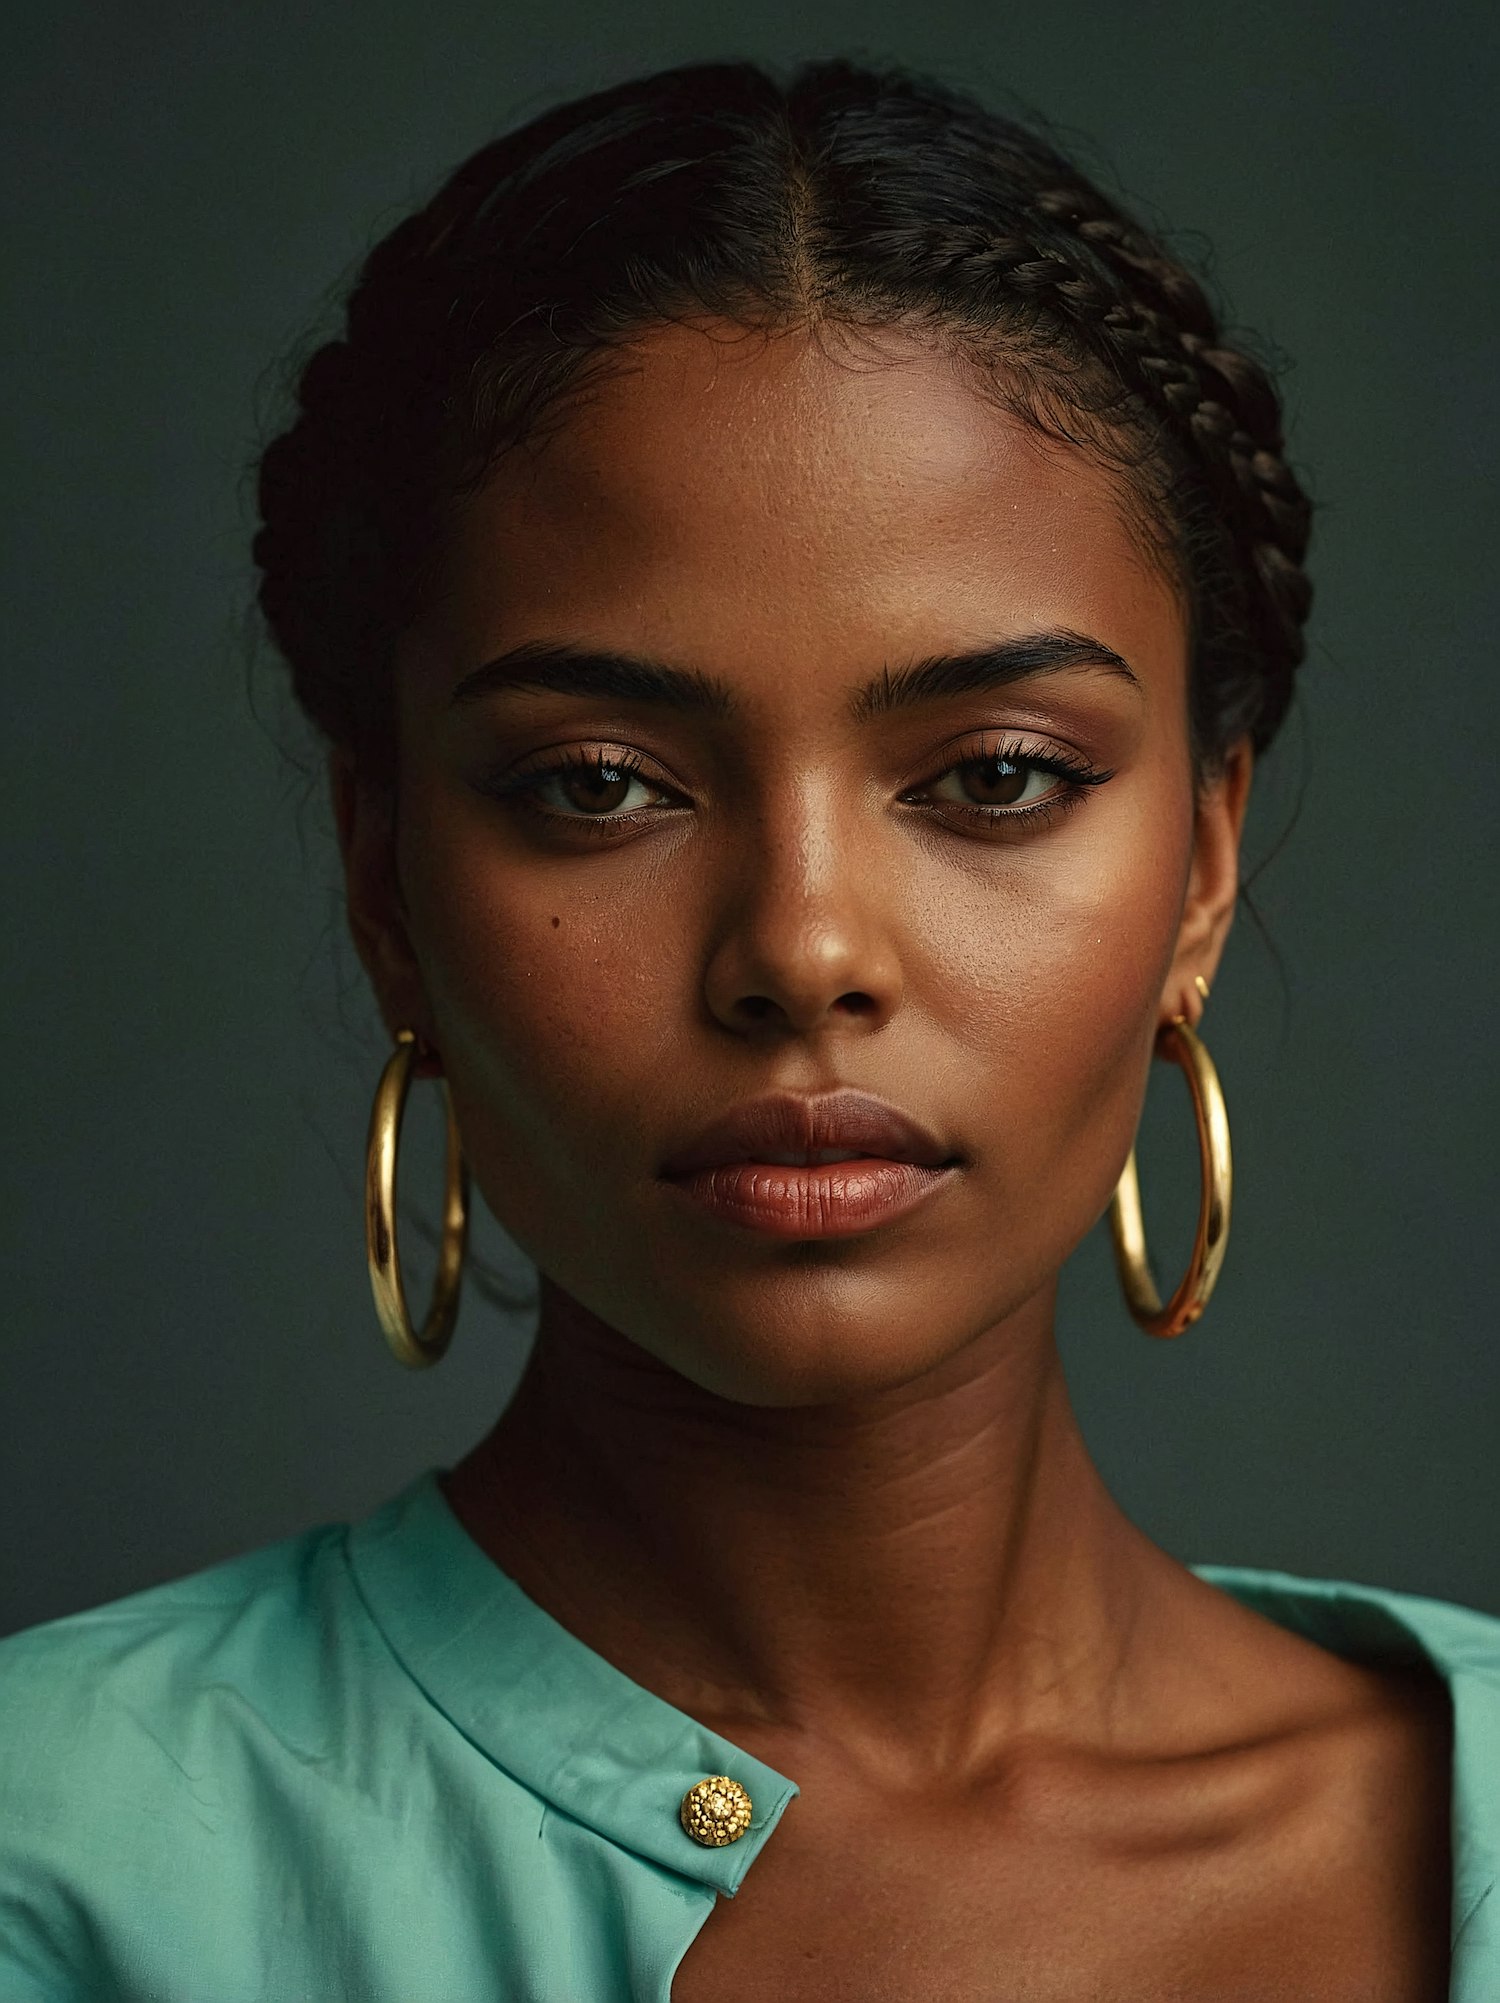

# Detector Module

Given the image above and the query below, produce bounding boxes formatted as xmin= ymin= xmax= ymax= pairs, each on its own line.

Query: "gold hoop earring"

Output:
xmin=1108 ymin=1010 xmax=1232 ymax=1338
xmin=364 ymin=1027 xmax=470 ymax=1368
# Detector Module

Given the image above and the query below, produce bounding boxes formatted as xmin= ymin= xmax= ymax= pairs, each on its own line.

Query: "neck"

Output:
xmin=442 ymin=1274 xmax=1180 ymax=1786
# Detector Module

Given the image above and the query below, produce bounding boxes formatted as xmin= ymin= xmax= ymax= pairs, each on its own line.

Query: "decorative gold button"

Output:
xmin=679 ymin=1774 xmax=753 ymax=1846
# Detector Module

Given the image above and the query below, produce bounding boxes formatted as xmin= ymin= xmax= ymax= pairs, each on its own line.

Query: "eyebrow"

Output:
xmin=448 ymin=629 xmax=1141 ymax=723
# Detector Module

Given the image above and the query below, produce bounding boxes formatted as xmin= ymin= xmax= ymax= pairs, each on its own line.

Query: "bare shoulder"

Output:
xmin=1162 ymin=1559 xmax=1450 ymax=1730
xmin=1149 ymin=1565 xmax=1455 ymax=1996
xmin=1158 ymin=1561 xmax=1453 ymax=1837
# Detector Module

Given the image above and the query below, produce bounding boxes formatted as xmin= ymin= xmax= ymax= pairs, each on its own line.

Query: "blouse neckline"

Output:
xmin=346 ymin=1468 xmax=1499 ymax=1968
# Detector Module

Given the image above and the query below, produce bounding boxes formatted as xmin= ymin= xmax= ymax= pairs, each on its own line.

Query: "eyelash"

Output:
xmin=487 ymin=737 xmax=1113 ymax=841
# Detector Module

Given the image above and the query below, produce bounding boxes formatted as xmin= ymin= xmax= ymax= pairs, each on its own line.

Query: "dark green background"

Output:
xmin=4 ymin=1 xmax=1496 ymax=1636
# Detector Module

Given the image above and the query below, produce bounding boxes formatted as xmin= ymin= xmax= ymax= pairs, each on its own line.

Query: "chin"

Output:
xmin=641 ymin=1300 xmax=977 ymax=1409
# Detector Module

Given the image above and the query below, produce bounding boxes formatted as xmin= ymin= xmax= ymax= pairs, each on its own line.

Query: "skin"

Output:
xmin=334 ymin=319 xmax=1451 ymax=1999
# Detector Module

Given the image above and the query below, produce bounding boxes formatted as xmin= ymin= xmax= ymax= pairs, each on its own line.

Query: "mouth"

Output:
xmin=657 ymin=1085 xmax=962 ymax=1236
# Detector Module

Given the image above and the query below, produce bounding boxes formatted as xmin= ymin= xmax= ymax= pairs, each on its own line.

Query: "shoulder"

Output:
xmin=0 ymin=1520 xmax=373 ymax=1991
xmin=0 ymin=1515 xmax=396 ymax=1789
xmin=1193 ymin=1561 xmax=1500 ymax=1920
xmin=1191 ymin=1560 xmax=1500 ymax=1684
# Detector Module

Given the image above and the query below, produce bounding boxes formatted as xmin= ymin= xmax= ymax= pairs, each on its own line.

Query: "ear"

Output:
xmin=329 ymin=747 xmax=443 ymax=1076
xmin=1159 ymin=735 xmax=1253 ymax=1027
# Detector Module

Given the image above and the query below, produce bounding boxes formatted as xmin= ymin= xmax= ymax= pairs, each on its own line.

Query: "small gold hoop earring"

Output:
xmin=1108 ymin=1012 xmax=1232 ymax=1338
xmin=364 ymin=1026 xmax=471 ymax=1368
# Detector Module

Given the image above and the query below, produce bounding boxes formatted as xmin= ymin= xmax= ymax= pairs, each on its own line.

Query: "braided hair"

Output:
xmin=253 ymin=59 xmax=1314 ymax=791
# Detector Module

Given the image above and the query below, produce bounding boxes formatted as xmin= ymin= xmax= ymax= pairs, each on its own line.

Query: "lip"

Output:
xmin=660 ymin=1088 xmax=961 ymax=1178
xmin=661 ymin=1157 xmax=960 ymax=1239
xmin=659 ymin=1088 xmax=963 ymax=1239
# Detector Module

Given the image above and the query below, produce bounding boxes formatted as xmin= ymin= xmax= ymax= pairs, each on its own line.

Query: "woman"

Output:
xmin=1 ymin=57 xmax=1494 ymax=2002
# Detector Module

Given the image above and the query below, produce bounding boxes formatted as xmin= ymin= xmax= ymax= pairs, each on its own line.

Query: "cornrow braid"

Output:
xmin=253 ymin=58 xmax=1316 ymax=784
xmin=1033 ymin=184 xmax=1313 ymax=712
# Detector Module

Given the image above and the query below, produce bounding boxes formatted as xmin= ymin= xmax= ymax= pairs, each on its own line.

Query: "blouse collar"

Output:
xmin=346 ymin=1467 xmax=799 ymax=1896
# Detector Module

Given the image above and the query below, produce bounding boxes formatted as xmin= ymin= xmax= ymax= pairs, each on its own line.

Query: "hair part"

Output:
xmin=253 ymin=58 xmax=1315 ymax=795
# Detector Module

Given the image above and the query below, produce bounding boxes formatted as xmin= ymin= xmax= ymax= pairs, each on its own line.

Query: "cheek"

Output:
xmin=931 ymin=781 xmax=1191 ymax=1233
xmin=394 ymin=788 xmax=682 ymax=1225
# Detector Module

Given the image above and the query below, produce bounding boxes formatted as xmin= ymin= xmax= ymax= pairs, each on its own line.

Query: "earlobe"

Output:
xmin=327 ymin=747 xmax=436 ymax=1061
xmin=1159 ymin=735 xmax=1254 ymax=1025
xmin=329 ymin=747 xmax=393 ymax=961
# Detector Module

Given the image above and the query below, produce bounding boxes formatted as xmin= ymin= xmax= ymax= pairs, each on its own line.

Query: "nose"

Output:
xmin=700 ymin=802 xmax=906 ymax=1041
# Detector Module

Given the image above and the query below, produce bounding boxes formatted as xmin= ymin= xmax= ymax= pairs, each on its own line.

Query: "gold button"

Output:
xmin=679 ymin=1774 xmax=753 ymax=1846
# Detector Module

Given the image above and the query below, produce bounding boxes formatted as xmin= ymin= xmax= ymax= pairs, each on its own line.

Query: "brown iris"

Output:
xmin=561 ymin=762 xmax=636 ymax=814
xmin=957 ymin=754 xmax=1031 ymax=807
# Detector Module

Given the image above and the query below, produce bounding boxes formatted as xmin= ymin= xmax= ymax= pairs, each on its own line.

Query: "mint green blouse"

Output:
xmin=1 ymin=1469 xmax=1495 ymax=2000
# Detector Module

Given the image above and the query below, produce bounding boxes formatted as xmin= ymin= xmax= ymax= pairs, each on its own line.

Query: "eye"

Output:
xmin=906 ymin=739 xmax=1112 ymax=828
xmin=488 ymin=746 xmax=678 ymax=832
xmin=927 ymin=752 xmax=1064 ymax=811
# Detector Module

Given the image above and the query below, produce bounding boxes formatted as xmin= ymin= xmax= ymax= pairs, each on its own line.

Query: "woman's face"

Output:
xmin=346 ymin=320 xmax=1249 ymax=1406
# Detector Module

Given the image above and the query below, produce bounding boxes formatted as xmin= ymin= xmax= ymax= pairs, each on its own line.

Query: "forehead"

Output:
xmin=423 ymin=320 xmax=1183 ymax=684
